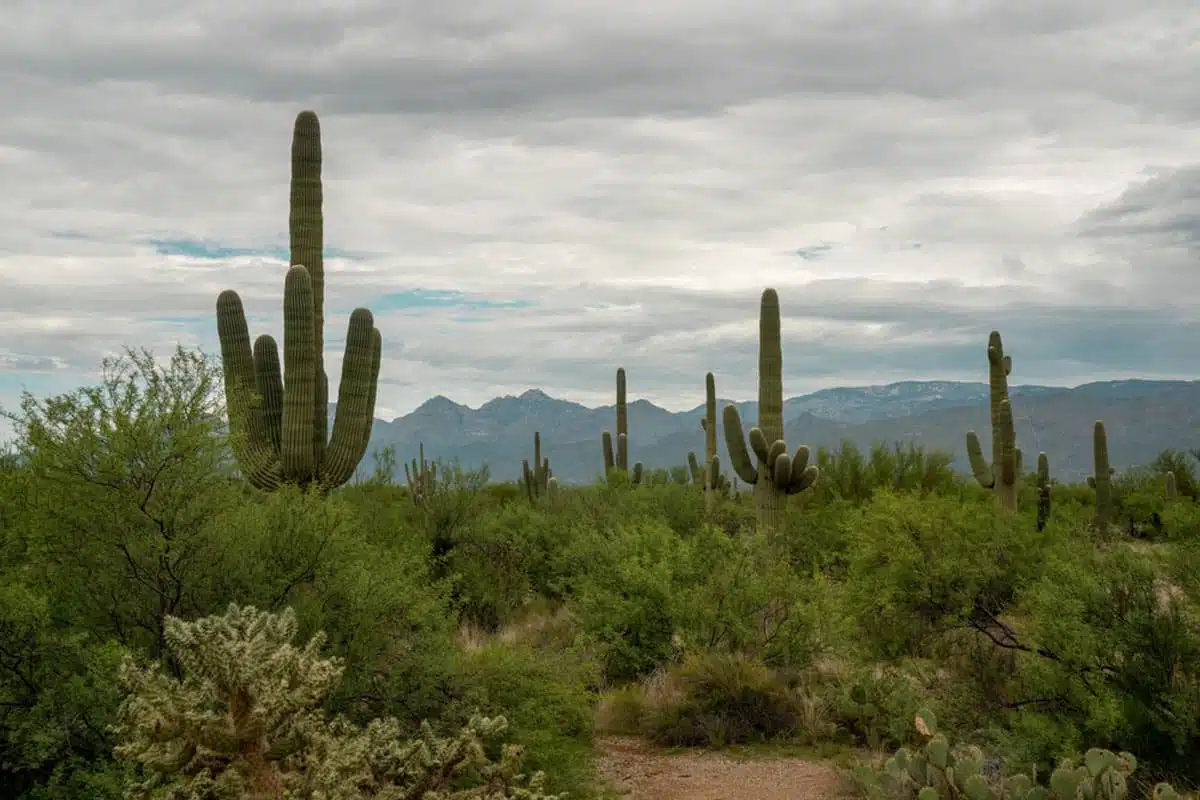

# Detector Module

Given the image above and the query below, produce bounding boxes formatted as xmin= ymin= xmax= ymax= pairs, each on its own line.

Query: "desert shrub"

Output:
xmin=440 ymin=640 xmax=599 ymax=795
xmin=571 ymin=519 xmax=684 ymax=684
xmin=602 ymin=652 xmax=805 ymax=747
xmin=840 ymin=491 xmax=1057 ymax=659
xmin=1160 ymin=501 xmax=1200 ymax=541
xmin=202 ymin=485 xmax=460 ymax=728
xmin=1016 ymin=544 xmax=1200 ymax=782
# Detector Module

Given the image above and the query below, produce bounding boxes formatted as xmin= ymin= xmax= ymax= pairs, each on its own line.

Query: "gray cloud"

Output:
xmin=0 ymin=0 xmax=1197 ymax=429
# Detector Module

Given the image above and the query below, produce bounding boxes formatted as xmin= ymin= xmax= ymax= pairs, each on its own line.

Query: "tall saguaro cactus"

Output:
xmin=1089 ymin=420 xmax=1114 ymax=531
xmin=601 ymin=367 xmax=643 ymax=486
xmin=965 ymin=331 xmax=1021 ymax=512
xmin=216 ymin=111 xmax=382 ymax=492
xmin=723 ymin=289 xmax=819 ymax=536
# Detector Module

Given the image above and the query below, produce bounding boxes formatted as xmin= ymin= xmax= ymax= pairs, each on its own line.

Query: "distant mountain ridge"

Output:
xmin=342 ymin=379 xmax=1200 ymax=485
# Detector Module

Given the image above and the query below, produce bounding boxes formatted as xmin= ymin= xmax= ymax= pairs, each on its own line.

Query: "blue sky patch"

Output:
xmin=794 ymin=243 xmax=833 ymax=261
xmin=148 ymin=237 xmax=369 ymax=261
xmin=372 ymin=289 xmax=534 ymax=313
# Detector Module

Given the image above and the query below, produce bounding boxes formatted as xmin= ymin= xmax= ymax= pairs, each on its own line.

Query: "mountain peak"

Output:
xmin=414 ymin=394 xmax=463 ymax=414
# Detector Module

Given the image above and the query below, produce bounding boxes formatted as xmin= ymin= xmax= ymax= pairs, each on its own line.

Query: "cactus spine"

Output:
xmin=216 ymin=111 xmax=381 ymax=492
xmin=723 ymin=289 xmax=819 ymax=536
xmin=1035 ymin=452 xmax=1052 ymax=532
xmin=601 ymin=367 xmax=643 ymax=486
xmin=965 ymin=331 xmax=1020 ymax=512
xmin=522 ymin=431 xmax=554 ymax=502
xmin=1090 ymin=420 xmax=1114 ymax=531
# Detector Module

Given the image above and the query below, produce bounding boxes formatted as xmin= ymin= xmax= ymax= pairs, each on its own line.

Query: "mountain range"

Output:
xmin=345 ymin=379 xmax=1200 ymax=485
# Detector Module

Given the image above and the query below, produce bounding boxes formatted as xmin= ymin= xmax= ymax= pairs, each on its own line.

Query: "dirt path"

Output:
xmin=594 ymin=736 xmax=851 ymax=800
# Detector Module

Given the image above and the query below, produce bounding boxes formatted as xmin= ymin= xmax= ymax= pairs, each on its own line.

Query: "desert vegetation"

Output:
xmin=1 ymin=110 xmax=1198 ymax=799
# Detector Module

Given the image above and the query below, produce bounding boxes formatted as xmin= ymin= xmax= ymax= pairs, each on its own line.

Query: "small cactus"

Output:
xmin=404 ymin=442 xmax=437 ymax=508
xmin=1165 ymin=470 xmax=1177 ymax=502
xmin=601 ymin=367 xmax=643 ymax=486
xmin=965 ymin=331 xmax=1021 ymax=512
xmin=1035 ymin=452 xmax=1052 ymax=532
xmin=522 ymin=431 xmax=553 ymax=503
xmin=1088 ymin=421 xmax=1114 ymax=532
xmin=687 ymin=372 xmax=731 ymax=507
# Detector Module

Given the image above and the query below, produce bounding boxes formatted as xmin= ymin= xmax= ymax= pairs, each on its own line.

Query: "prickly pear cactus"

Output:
xmin=856 ymin=712 xmax=1177 ymax=800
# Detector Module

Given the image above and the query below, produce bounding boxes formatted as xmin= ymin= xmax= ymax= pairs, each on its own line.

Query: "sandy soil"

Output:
xmin=593 ymin=736 xmax=851 ymax=800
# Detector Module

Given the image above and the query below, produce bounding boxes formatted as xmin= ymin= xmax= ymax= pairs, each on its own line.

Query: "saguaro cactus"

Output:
xmin=965 ymin=331 xmax=1020 ymax=512
xmin=1035 ymin=452 xmax=1052 ymax=532
xmin=723 ymin=288 xmax=819 ymax=536
xmin=522 ymin=431 xmax=554 ymax=502
xmin=687 ymin=372 xmax=727 ymax=509
xmin=216 ymin=111 xmax=381 ymax=491
xmin=601 ymin=367 xmax=643 ymax=486
xmin=404 ymin=442 xmax=437 ymax=508
xmin=1088 ymin=421 xmax=1114 ymax=531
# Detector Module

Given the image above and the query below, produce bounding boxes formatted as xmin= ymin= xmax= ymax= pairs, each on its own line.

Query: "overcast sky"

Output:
xmin=1 ymin=0 xmax=1197 ymax=431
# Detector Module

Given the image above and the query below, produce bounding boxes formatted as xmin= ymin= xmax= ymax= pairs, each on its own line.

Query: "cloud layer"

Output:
xmin=2 ymin=0 xmax=1197 ymax=435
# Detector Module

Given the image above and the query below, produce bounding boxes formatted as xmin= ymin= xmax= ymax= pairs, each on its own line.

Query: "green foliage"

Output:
xmin=5 ymin=333 xmax=1200 ymax=798
xmin=440 ymin=641 xmax=598 ymax=795
xmin=2 ymin=346 xmax=239 ymax=658
xmin=1150 ymin=450 xmax=1198 ymax=502
xmin=840 ymin=491 xmax=1055 ymax=658
xmin=0 ymin=578 xmax=129 ymax=798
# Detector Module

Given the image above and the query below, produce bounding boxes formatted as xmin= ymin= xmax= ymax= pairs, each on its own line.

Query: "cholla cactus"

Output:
xmin=112 ymin=604 xmax=561 ymax=799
